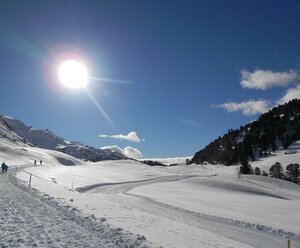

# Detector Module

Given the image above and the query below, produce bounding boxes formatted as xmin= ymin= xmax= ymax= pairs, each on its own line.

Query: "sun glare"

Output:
xmin=57 ymin=60 xmax=88 ymax=89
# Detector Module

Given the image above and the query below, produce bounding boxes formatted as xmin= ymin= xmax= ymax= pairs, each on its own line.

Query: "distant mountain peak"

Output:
xmin=1 ymin=114 xmax=127 ymax=162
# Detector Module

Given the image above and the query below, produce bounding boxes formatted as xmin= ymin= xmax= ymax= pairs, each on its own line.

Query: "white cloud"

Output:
xmin=100 ymin=145 xmax=124 ymax=154
xmin=99 ymin=134 xmax=108 ymax=138
xmin=100 ymin=145 xmax=143 ymax=159
xmin=215 ymin=100 xmax=271 ymax=116
xmin=278 ymin=84 xmax=300 ymax=104
xmin=240 ymin=69 xmax=298 ymax=90
xmin=99 ymin=131 xmax=144 ymax=143
xmin=123 ymin=146 xmax=143 ymax=159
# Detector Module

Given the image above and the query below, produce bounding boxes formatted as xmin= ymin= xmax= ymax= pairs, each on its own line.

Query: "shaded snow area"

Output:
xmin=15 ymin=152 xmax=300 ymax=248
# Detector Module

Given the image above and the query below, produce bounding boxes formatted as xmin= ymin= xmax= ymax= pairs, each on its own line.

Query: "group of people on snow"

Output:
xmin=1 ymin=162 xmax=8 ymax=173
xmin=33 ymin=160 xmax=43 ymax=166
xmin=1 ymin=159 xmax=44 ymax=174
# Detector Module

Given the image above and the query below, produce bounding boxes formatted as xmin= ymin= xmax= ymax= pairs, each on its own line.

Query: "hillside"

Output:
xmin=0 ymin=114 xmax=127 ymax=162
xmin=192 ymin=99 xmax=300 ymax=165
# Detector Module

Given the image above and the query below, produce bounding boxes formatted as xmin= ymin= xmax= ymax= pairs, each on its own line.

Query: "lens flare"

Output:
xmin=84 ymin=88 xmax=118 ymax=130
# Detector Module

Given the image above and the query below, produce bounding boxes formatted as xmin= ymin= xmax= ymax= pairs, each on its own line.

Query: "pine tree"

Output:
xmin=286 ymin=163 xmax=300 ymax=183
xmin=269 ymin=162 xmax=284 ymax=179
xmin=239 ymin=158 xmax=253 ymax=174
xmin=282 ymin=134 xmax=291 ymax=149
xmin=254 ymin=167 xmax=261 ymax=175
xmin=271 ymin=138 xmax=277 ymax=152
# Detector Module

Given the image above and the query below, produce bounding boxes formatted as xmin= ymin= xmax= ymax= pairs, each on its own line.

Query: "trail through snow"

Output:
xmin=0 ymin=168 xmax=153 ymax=248
xmin=77 ymin=175 xmax=294 ymax=248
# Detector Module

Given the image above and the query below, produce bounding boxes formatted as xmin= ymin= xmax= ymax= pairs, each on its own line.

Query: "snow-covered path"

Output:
xmin=79 ymin=176 xmax=294 ymax=248
xmin=0 ymin=169 xmax=152 ymax=248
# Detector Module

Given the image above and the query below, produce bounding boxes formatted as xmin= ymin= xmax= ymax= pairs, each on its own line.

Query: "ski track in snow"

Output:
xmin=78 ymin=175 xmax=299 ymax=248
xmin=76 ymin=175 xmax=199 ymax=193
xmin=0 ymin=169 xmax=153 ymax=248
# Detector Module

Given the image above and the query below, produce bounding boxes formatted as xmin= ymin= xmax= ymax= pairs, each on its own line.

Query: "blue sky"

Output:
xmin=0 ymin=1 xmax=300 ymax=158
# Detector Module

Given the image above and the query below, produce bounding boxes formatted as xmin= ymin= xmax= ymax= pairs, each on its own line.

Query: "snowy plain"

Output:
xmin=7 ymin=143 xmax=299 ymax=247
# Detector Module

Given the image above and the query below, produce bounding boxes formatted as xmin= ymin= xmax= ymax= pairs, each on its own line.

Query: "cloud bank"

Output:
xmin=99 ymin=131 xmax=144 ymax=143
xmin=240 ymin=69 xmax=298 ymax=90
xmin=215 ymin=100 xmax=271 ymax=116
xmin=123 ymin=146 xmax=143 ymax=159
xmin=215 ymin=68 xmax=300 ymax=116
xmin=101 ymin=145 xmax=143 ymax=159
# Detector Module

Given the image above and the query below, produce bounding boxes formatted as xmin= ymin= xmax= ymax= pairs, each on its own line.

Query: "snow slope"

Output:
xmin=0 ymin=114 xmax=30 ymax=147
xmin=0 ymin=142 xmax=83 ymax=167
xmin=0 ymin=115 xmax=83 ymax=167
xmin=16 ymin=150 xmax=300 ymax=248
xmin=3 ymin=115 xmax=68 ymax=150
xmin=250 ymin=141 xmax=300 ymax=173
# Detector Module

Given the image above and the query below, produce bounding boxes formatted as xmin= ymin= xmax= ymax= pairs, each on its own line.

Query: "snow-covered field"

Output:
xmin=1 ymin=134 xmax=300 ymax=247
xmin=8 ymin=144 xmax=299 ymax=247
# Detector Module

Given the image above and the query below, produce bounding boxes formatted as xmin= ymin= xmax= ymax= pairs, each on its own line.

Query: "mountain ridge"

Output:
xmin=192 ymin=99 xmax=300 ymax=165
xmin=0 ymin=114 xmax=127 ymax=162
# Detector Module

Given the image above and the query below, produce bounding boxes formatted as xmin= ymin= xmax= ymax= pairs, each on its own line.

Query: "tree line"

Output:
xmin=239 ymin=161 xmax=300 ymax=184
xmin=192 ymin=99 xmax=300 ymax=165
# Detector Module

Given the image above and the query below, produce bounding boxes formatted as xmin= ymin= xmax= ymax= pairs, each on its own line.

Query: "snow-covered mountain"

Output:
xmin=1 ymin=114 xmax=127 ymax=161
xmin=3 ymin=115 xmax=68 ymax=149
xmin=0 ymin=115 xmax=31 ymax=146
xmin=56 ymin=144 xmax=127 ymax=161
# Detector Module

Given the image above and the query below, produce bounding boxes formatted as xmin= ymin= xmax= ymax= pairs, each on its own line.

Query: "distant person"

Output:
xmin=1 ymin=162 xmax=8 ymax=173
xmin=34 ymin=160 xmax=36 ymax=166
xmin=40 ymin=160 xmax=42 ymax=166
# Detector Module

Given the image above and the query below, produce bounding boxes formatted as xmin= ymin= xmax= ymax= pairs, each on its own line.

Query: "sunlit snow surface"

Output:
xmin=11 ymin=143 xmax=300 ymax=247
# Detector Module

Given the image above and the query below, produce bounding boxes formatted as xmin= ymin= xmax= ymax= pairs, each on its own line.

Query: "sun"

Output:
xmin=57 ymin=60 xmax=88 ymax=89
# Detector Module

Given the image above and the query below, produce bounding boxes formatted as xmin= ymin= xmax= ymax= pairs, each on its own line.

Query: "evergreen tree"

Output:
xmin=282 ymin=134 xmax=291 ymax=149
xmin=271 ymin=138 xmax=277 ymax=152
xmin=269 ymin=162 xmax=284 ymax=179
xmin=254 ymin=167 xmax=261 ymax=175
xmin=239 ymin=158 xmax=253 ymax=174
xmin=286 ymin=163 xmax=300 ymax=183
